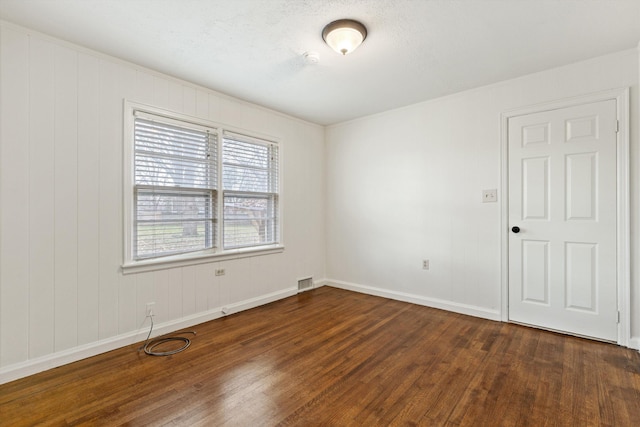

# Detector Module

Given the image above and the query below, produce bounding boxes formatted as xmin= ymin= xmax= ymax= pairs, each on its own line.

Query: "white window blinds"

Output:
xmin=134 ymin=113 xmax=218 ymax=259
xmin=222 ymin=131 xmax=279 ymax=249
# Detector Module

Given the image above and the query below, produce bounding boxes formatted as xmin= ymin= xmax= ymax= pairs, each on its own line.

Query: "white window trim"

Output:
xmin=122 ymin=100 xmax=283 ymax=274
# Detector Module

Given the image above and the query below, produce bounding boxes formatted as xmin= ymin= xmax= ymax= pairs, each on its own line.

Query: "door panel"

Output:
xmin=521 ymin=240 xmax=549 ymax=304
xmin=522 ymin=156 xmax=549 ymax=220
xmin=565 ymin=242 xmax=596 ymax=312
xmin=566 ymin=153 xmax=597 ymax=220
xmin=508 ymin=99 xmax=617 ymax=341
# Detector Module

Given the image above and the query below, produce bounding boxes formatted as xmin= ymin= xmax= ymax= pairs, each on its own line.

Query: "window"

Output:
xmin=124 ymin=103 xmax=281 ymax=270
xmin=222 ymin=132 xmax=279 ymax=249
xmin=133 ymin=112 xmax=217 ymax=259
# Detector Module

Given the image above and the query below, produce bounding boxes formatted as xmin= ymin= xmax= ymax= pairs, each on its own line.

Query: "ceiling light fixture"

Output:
xmin=322 ymin=19 xmax=367 ymax=56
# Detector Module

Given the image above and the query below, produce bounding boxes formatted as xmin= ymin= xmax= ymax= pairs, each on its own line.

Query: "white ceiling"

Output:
xmin=1 ymin=0 xmax=639 ymax=125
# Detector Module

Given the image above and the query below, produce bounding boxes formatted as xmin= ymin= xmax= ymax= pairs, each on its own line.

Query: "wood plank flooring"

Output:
xmin=1 ymin=286 xmax=640 ymax=426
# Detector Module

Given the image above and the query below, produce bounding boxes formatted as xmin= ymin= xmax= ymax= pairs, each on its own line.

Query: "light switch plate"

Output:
xmin=482 ymin=189 xmax=497 ymax=203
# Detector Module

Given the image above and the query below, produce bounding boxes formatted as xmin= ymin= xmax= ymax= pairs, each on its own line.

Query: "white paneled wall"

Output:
xmin=0 ymin=23 xmax=325 ymax=380
xmin=2 ymin=26 xmax=30 ymax=366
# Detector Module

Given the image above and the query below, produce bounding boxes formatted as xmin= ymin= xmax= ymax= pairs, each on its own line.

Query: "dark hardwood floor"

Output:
xmin=2 ymin=286 xmax=640 ymax=426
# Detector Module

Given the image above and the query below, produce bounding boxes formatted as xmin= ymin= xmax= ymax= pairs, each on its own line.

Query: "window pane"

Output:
xmin=132 ymin=112 xmax=218 ymax=260
xmin=223 ymin=138 xmax=278 ymax=193
xmin=135 ymin=118 xmax=211 ymax=160
xmin=135 ymin=154 xmax=213 ymax=188
xmin=135 ymin=190 xmax=215 ymax=259
xmin=223 ymin=167 xmax=270 ymax=193
xmin=135 ymin=117 xmax=217 ymax=189
xmin=223 ymin=139 xmax=269 ymax=168
xmin=223 ymin=195 xmax=277 ymax=249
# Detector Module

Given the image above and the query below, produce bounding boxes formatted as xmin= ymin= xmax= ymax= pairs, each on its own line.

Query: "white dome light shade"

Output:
xmin=322 ymin=19 xmax=367 ymax=55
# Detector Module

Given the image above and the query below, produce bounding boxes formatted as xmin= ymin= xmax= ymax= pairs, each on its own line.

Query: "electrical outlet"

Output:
xmin=215 ymin=268 xmax=226 ymax=276
xmin=146 ymin=302 xmax=155 ymax=317
xmin=422 ymin=259 xmax=429 ymax=270
xmin=482 ymin=189 xmax=497 ymax=203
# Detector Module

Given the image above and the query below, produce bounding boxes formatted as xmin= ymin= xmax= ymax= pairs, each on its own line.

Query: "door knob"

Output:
xmin=511 ymin=226 xmax=521 ymax=233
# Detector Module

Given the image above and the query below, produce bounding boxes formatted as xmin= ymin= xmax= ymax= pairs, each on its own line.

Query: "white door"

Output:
xmin=508 ymin=99 xmax=618 ymax=341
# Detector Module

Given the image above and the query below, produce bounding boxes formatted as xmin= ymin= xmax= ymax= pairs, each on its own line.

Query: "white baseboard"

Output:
xmin=628 ymin=337 xmax=640 ymax=351
xmin=0 ymin=287 xmax=297 ymax=385
xmin=220 ymin=287 xmax=297 ymax=315
xmin=313 ymin=278 xmax=328 ymax=288
xmin=327 ymin=279 xmax=501 ymax=322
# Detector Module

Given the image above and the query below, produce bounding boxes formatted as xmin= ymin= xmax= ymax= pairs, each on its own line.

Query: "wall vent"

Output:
xmin=298 ymin=277 xmax=313 ymax=293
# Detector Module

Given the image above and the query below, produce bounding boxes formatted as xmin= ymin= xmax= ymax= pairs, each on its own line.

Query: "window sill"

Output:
xmin=121 ymin=245 xmax=284 ymax=275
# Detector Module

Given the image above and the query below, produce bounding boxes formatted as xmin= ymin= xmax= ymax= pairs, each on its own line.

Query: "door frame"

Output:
xmin=500 ymin=88 xmax=630 ymax=346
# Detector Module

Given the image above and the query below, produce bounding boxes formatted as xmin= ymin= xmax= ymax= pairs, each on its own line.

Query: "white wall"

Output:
xmin=0 ymin=22 xmax=326 ymax=382
xmin=326 ymin=48 xmax=639 ymax=341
